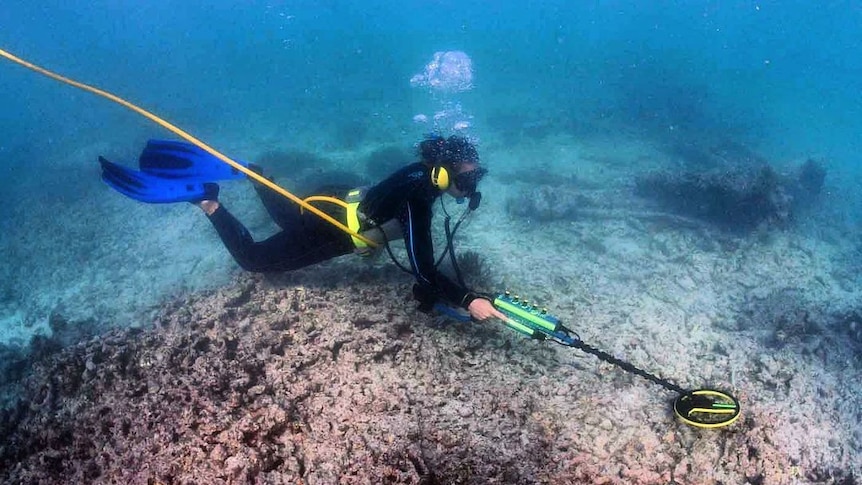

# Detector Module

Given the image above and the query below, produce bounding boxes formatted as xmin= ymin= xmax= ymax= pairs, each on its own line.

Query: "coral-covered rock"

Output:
xmin=635 ymin=164 xmax=795 ymax=231
xmin=507 ymin=185 xmax=594 ymax=223
xmin=0 ymin=274 xmax=857 ymax=484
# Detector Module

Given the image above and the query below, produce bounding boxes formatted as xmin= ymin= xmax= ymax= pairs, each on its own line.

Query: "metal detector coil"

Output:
xmin=492 ymin=291 xmax=742 ymax=430
xmin=673 ymin=389 xmax=741 ymax=428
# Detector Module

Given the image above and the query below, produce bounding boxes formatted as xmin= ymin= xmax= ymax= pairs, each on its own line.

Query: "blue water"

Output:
xmin=1 ymin=1 xmax=861 ymax=344
xmin=2 ymin=3 xmax=862 ymax=480
xmin=3 ymin=1 xmax=860 ymax=162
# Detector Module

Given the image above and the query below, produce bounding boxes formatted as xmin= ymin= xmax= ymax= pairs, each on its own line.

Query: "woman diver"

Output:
xmin=100 ymin=134 xmax=507 ymax=322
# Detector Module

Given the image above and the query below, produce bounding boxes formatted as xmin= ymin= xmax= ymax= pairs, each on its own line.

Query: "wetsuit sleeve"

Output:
xmin=400 ymin=200 xmax=472 ymax=308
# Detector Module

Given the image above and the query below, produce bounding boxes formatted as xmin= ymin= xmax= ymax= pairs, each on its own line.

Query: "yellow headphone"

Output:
xmin=430 ymin=165 xmax=451 ymax=191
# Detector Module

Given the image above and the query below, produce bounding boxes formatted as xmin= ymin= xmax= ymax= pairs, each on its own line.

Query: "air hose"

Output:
xmin=0 ymin=47 xmax=378 ymax=248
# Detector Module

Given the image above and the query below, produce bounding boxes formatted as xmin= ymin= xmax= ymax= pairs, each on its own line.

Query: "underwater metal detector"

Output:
xmin=481 ymin=291 xmax=740 ymax=429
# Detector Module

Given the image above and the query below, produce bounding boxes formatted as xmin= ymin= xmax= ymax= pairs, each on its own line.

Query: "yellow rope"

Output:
xmin=0 ymin=47 xmax=378 ymax=248
xmin=302 ymin=195 xmax=350 ymax=211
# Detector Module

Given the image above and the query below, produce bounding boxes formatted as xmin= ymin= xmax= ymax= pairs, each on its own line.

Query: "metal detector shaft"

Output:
xmin=566 ymin=339 xmax=687 ymax=395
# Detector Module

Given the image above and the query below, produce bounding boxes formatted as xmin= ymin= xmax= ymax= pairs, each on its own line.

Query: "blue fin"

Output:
xmin=100 ymin=156 xmax=216 ymax=203
xmin=138 ymin=139 xmax=247 ymax=181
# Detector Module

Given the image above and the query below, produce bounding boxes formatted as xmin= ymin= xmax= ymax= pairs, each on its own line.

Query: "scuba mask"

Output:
xmin=453 ymin=167 xmax=486 ymax=209
xmin=453 ymin=166 xmax=487 ymax=197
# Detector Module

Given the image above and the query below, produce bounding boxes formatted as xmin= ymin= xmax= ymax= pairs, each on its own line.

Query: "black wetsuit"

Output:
xmin=208 ymin=162 xmax=475 ymax=308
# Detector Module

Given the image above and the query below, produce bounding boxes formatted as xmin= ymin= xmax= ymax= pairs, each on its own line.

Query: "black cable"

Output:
xmin=559 ymin=338 xmax=688 ymax=395
xmin=383 ymin=237 xmax=415 ymax=276
xmin=434 ymin=197 xmax=454 ymax=267
xmin=383 ymin=196 xmax=473 ymax=295
xmin=434 ymin=198 xmax=472 ymax=287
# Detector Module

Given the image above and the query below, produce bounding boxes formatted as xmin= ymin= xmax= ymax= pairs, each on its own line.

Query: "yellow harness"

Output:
xmin=301 ymin=187 xmax=372 ymax=255
xmin=344 ymin=188 xmax=369 ymax=252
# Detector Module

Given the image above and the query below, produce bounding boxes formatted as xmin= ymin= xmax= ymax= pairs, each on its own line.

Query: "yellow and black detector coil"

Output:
xmin=492 ymin=291 xmax=742 ymax=429
xmin=673 ymin=389 xmax=741 ymax=429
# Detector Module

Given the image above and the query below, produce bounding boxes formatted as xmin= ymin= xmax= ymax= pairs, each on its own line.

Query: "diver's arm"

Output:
xmin=401 ymin=201 xmax=471 ymax=306
xmin=400 ymin=200 xmax=506 ymax=323
xmin=402 ymin=204 xmax=506 ymax=320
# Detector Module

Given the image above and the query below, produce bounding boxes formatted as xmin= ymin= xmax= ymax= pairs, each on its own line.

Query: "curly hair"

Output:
xmin=417 ymin=134 xmax=479 ymax=168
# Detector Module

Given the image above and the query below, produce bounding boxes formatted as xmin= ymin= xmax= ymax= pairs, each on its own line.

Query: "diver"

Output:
xmin=99 ymin=135 xmax=507 ymax=322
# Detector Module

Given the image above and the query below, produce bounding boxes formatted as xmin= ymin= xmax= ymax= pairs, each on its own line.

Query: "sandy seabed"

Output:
xmin=1 ymin=267 xmax=859 ymax=484
xmin=1 ymin=133 xmax=861 ymax=484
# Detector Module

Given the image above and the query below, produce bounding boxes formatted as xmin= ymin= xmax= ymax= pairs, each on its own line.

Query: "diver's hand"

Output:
xmin=468 ymin=297 xmax=508 ymax=322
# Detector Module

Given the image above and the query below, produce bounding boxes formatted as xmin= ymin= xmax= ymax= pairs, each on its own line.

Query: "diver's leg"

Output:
xmin=254 ymin=183 xmax=301 ymax=230
xmin=206 ymin=205 xmax=271 ymax=271
xmin=207 ymin=205 xmax=353 ymax=272
xmin=247 ymin=165 xmax=299 ymax=230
